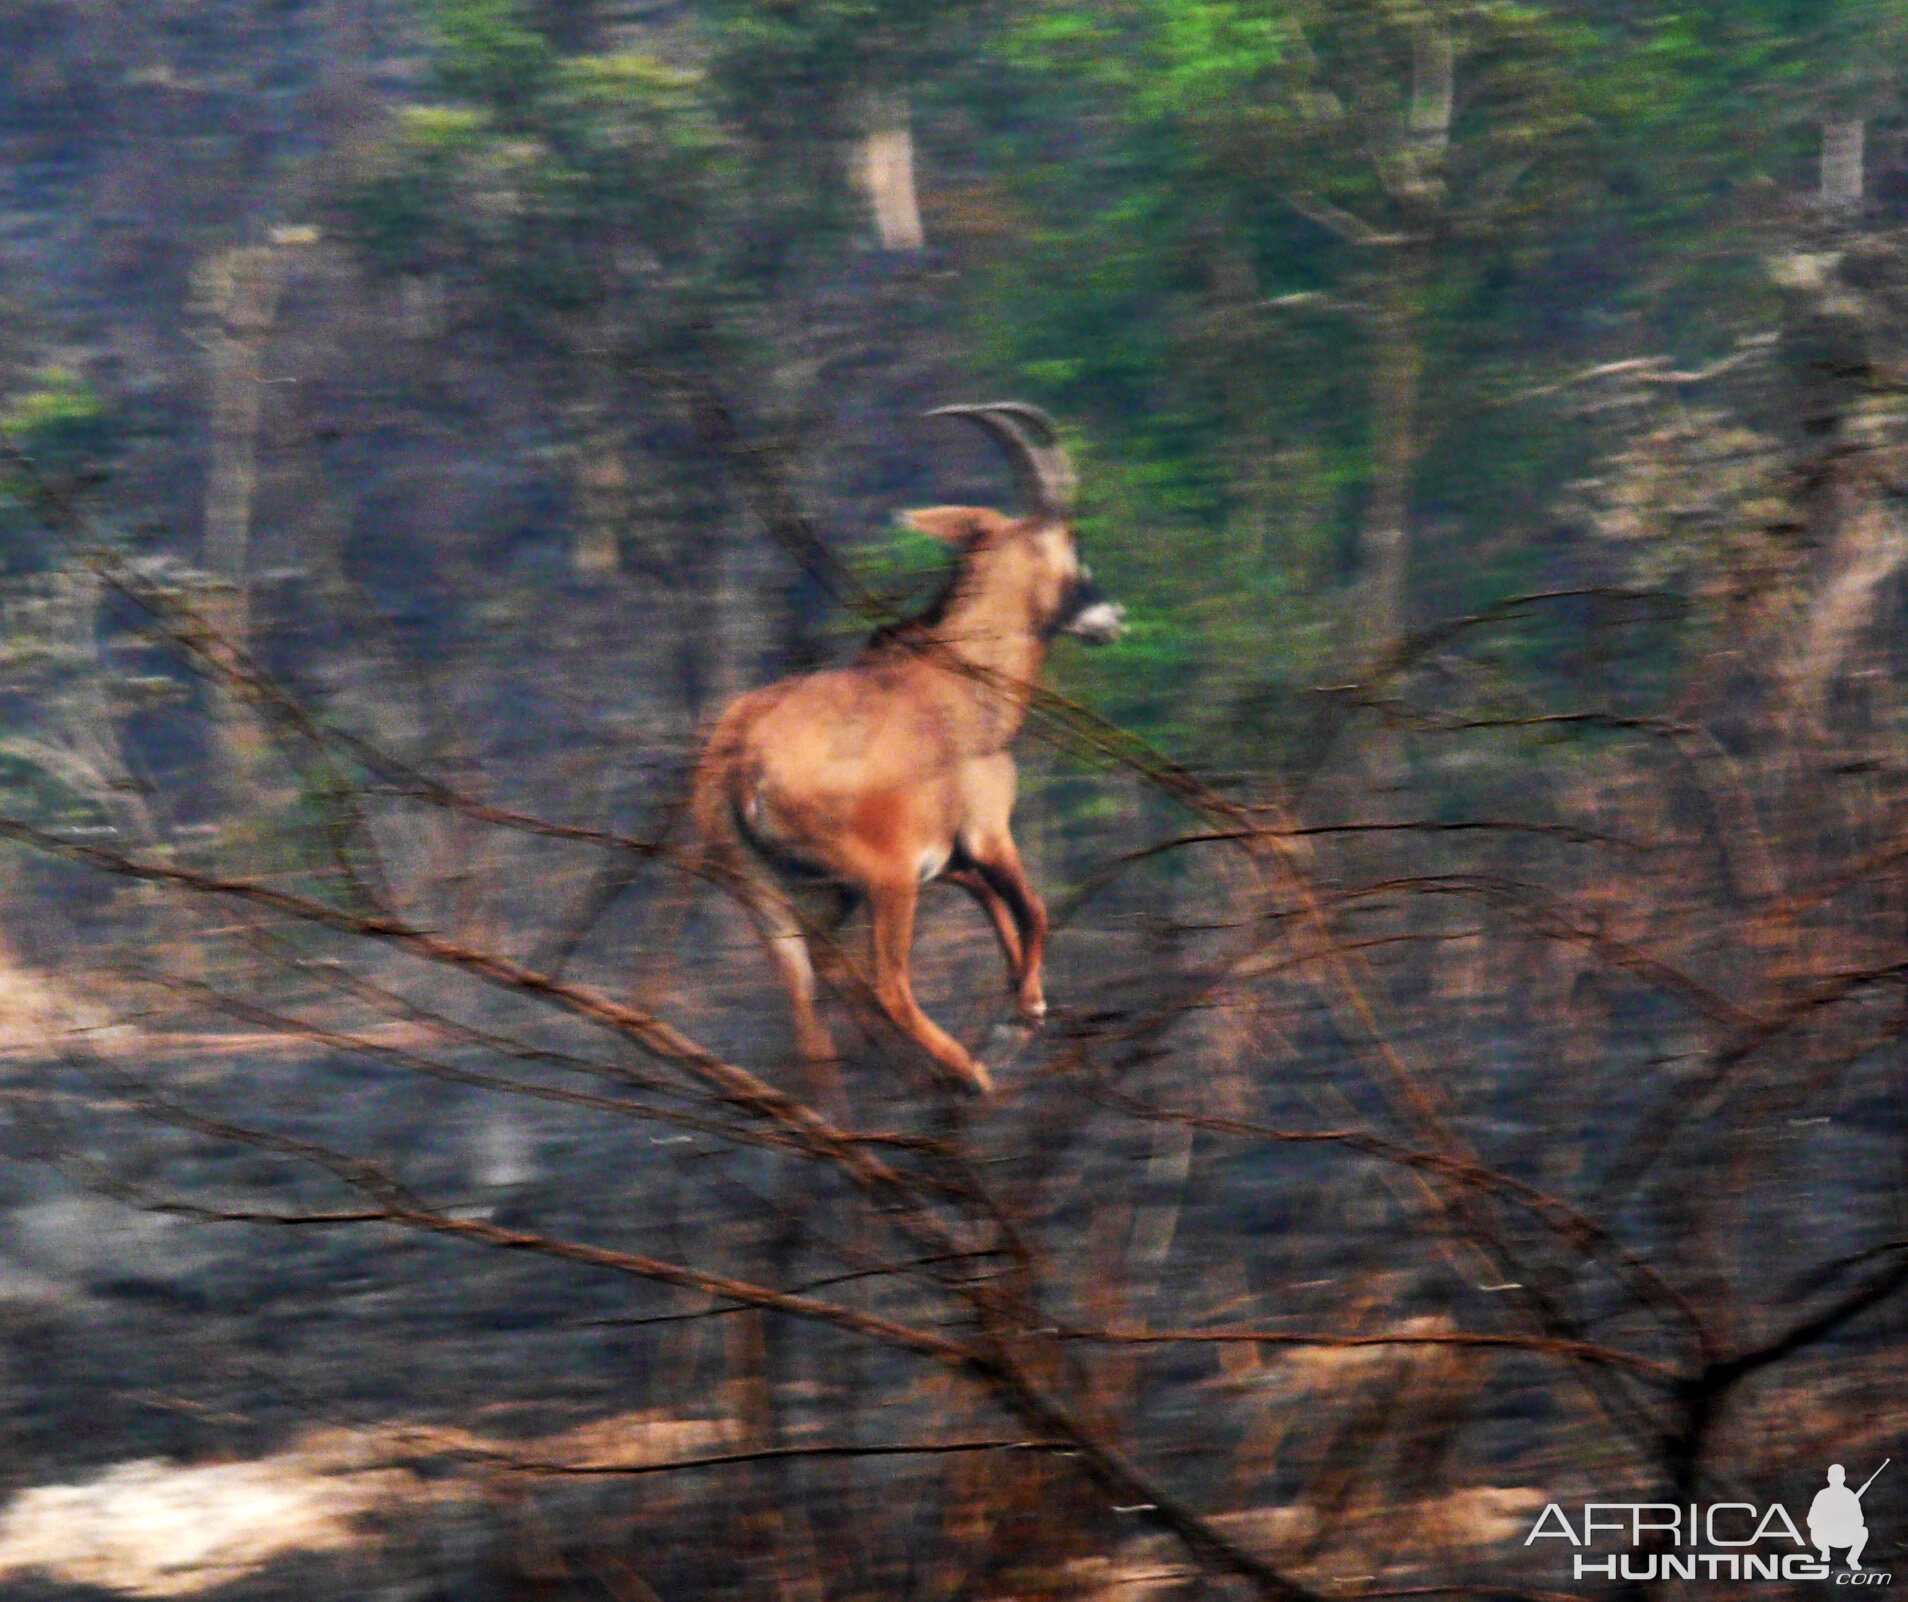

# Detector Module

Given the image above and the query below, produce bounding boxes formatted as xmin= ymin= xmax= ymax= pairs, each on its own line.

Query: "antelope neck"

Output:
xmin=930 ymin=567 xmax=1047 ymax=745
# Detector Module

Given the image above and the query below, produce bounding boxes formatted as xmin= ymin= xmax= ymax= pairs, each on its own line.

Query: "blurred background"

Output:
xmin=0 ymin=1 xmax=1903 ymax=1597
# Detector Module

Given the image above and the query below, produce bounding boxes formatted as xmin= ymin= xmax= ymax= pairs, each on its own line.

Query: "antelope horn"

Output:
xmin=925 ymin=401 xmax=1078 ymax=517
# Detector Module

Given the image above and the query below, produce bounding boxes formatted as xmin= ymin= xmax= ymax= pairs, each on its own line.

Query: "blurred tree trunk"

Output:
xmin=570 ymin=366 xmax=629 ymax=577
xmin=199 ymin=241 xmax=289 ymax=638
xmin=1357 ymin=18 xmax=1451 ymax=667
xmin=1359 ymin=247 xmax=1427 ymax=669
xmin=857 ymin=89 xmax=924 ymax=252
xmin=706 ymin=519 xmax=770 ymax=712
xmin=556 ymin=314 xmax=628 ymax=576
xmin=399 ymin=271 xmax=444 ymax=342
xmin=1820 ymin=117 xmax=1866 ymax=210
xmin=195 ymin=232 xmax=306 ymax=813
xmin=1772 ymin=238 xmax=1908 ymax=742
xmin=573 ymin=439 xmax=629 ymax=576
xmin=1355 ymin=14 xmax=1451 ymax=826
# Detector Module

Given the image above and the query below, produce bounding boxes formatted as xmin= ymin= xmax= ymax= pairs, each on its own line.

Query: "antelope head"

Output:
xmin=917 ymin=402 xmax=1127 ymax=646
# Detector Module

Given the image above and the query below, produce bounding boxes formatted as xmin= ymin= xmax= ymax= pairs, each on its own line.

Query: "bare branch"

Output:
xmin=1056 ymin=1326 xmax=1678 ymax=1382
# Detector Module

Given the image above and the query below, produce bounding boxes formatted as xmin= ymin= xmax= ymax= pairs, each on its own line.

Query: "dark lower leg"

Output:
xmin=975 ymin=855 xmax=1047 ymax=1021
xmin=945 ymin=867 xmax=1025 ymax=978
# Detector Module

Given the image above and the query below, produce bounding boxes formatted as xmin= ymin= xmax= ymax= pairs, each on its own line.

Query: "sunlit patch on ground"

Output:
xmin=0 ymin=1412 xmax=738 ymax=1596
xmin=0 ymin=1450 xmax=409 ymax=1597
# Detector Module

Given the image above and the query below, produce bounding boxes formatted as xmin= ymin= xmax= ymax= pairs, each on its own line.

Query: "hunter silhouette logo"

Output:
xmin=1522 ymin=1458 xmax=1894 ymax=1583
xmin=1812 ymin=1462 xmax=1888 ymax=1572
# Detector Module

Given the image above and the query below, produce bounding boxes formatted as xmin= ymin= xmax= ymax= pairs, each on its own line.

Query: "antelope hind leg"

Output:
xmin=943 ymin=866 xmax=1025 ymax=982
xmin=954 ymin=759 xmax=1047 ymax=1023
xmin=738 ymin=884 xmax=845 ymax=1108
xmin=960 ymin=840 xmax=1048 ymax=1024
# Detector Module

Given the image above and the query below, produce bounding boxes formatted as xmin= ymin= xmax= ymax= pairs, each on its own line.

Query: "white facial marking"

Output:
xmin=1066 ymin=600 xmax=1127 ymax=643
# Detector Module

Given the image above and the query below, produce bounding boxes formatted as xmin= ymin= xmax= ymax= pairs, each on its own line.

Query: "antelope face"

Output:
xmin=1034 ymin=525 xmax=1126 ymax=646
xmin=1060 ymin=561 xmax=1126 ymax=644
xmin=923 ymin=401 xmax=1123 ymax=646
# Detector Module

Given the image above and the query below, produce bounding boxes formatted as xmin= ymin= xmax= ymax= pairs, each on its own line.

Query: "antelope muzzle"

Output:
xmin=1060 ymin=565 xmax=1127 ymax=645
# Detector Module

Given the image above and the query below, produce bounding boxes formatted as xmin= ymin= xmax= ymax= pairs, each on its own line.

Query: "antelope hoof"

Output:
xmin=958 ymin=1056 xmax=996 ymax=1098
xmin=1018 ymin=991 xmax=1047 ymax=1025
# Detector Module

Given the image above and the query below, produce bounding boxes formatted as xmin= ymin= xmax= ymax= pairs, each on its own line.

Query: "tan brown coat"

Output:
xmin=690 ymin=408 xmax=1122 ymax=1095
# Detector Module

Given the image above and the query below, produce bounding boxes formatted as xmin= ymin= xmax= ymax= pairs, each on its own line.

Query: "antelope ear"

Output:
xmin=900 ymin=506 xmax=1012 ymax=548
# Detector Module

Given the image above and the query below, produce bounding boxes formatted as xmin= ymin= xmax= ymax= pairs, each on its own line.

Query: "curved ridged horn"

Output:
xmin=925 ymin=401 xmax=1078 ymax=517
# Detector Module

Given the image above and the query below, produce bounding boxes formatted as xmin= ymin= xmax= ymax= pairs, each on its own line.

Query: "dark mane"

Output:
xmin=858 ymin=558 xmax=963 ymax=657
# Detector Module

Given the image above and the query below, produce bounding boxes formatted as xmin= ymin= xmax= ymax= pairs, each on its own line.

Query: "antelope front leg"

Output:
xmin=867 ymin=878 xmax=994 ymax=1096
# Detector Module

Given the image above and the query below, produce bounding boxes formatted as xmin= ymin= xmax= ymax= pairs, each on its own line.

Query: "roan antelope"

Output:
xmin=690 ymin=403 xmax=1124 ymax=1096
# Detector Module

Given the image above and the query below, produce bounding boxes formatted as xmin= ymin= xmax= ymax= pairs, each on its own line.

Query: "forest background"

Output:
xmin=0 ymin=2 xmax=1904 ymax=1600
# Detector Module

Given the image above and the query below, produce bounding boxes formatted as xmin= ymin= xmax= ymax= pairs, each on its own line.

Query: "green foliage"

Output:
xmin=0 ymin=367 xmax=111 ymax=573
xmin=700 ymin=0 xmax=988 ymax=97
xmin=2 ymin=366 xmax=105 ymax=461
xmin=913 ymin=0 xmax=1883 ymax=761
xmin=345 ymin=2 xmax=727 ymax=331
xmin=345 ymin=0 xmax=1908 ymax=773
xmin=430 ymin=0 xmax=559 ymax=117
xmin=1002 ymin=1 xmax=1295 ymax=116
xmin=689 ymin=0 xmax=999 ymax=262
